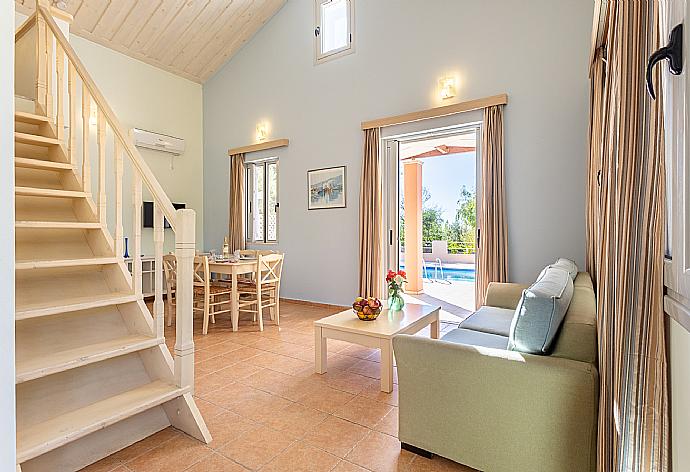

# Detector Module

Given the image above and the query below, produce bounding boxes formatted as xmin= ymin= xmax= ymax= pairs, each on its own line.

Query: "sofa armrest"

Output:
xmin=392 ymin=334 xmax=598 ymax=472
xmin=484 ymin=282 xmax=528 ymax=310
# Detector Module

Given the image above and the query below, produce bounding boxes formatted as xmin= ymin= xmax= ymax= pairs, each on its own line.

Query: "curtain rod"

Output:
xmin=360 ymin=93 xmax=508 ymax=130
xmin=228 ymin=138 xmax=289 ymax=156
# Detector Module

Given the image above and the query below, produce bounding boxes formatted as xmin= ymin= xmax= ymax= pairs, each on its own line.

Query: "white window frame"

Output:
xmin=314 ymin=0 xmax=354 ymax=64
xmin=245 ymin=158 xmax=279 ymax=244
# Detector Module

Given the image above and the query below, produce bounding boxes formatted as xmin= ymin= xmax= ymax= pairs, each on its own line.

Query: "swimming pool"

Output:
xmin=400 ymin=264 xmax=476 ymax=282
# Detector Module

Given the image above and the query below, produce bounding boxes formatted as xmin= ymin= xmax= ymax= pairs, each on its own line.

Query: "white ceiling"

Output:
xmin=16 ymin=0 xmax=286 ymax=83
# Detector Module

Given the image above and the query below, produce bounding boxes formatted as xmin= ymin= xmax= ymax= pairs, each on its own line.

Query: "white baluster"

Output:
xmin=97 ymin=108 xmax=106 ymax=226
xmin=132 ymin=173 xmax=142 ymax=294
xmin=114 ymin=138 xmax=123 ymax=258
xmin=55 ymin=44 xmax=64 ymax=142
xmin=81 ymin=86 xmax=91 ymax=198
xmin=153 ymin=203 xmax=165 ymax=339
xmin=68 ymin=62 xmax=76 ymax=166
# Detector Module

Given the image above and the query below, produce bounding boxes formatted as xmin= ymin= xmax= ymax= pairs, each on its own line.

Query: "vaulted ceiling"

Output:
xmin=15 ymin=0 xmax=286 ymax=83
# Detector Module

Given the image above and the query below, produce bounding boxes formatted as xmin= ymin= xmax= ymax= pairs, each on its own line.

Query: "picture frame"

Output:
xmin=307 ymin=166 xmax=347 ymax=210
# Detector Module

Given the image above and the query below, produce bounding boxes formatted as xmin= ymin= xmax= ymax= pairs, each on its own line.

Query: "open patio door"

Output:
xmin=383 ymin=138 xmax=400 ymax=274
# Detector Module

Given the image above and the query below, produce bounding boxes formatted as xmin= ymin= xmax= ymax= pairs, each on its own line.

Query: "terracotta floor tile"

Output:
xmin=338 ymin=344 xmax=378 ymax=359
xmin=79 ymin=454 xmax=124 ymax=472
xmin=205 ymin=411 xmax=260 ymax=450
xmin=326 ymin=353 xmax=365 ymax=372
xmin=237 ymin=389 xmax=294 ymax=423
xmin=202 ymin=382 xmax=264 ymax=410
xmin=302 ymin=415 xmax=369 ymax=458
xmin=247 ymin=351 xmax=312 ymax=375
xmin=185 ymin=452 xmax=248 ymax=471
xmin=218 ymin=425 xmax=294 ymax=470
xmin=373 ymin=407 xmax=398 ymax=437
xmin=194 ymin=397 xmax=229 ymax=420
xmin=126 ymin=433 xmax=212 ymax=472
xmin=332 ymin=461 xmax=370 ymax=472
xmin=407 ymin=455 xmax=478 ymax=471
xmin=264 ymin=402 xmax=328 ymax=439
xmin=261 ymin=441 xmax=340 ymax=472
xmin=195 ymin=371 xmax=235 ymax=399
xmin=238 ymin=367 xmax=293 ymax=394
xmin=109 ymin=427 xmax=181 ymax=464
xmin=360 ymin=381 xmax=399 ymax=407
xmin=296 ymin=382 xmax=356 ymax=414
xmin=333 ymin=396 xmax=393 ymax=429
xmin=321 ymin=371 xmax=373 ymax=395
xmin=217 ymin=361 xmax=264 ymax=380
xmin=347 ymin=359 xmax=384 ymax=380
xmin=345 ymin=431 xmax=414 ymax=472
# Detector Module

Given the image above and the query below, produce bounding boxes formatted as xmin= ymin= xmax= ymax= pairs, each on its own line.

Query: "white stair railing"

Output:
xmin=22 ymin=0 xmax=196 ymax=391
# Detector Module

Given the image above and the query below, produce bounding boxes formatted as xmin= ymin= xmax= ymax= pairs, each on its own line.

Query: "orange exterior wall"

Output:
xmin=403 ymin=160 xmax=423 ymax=294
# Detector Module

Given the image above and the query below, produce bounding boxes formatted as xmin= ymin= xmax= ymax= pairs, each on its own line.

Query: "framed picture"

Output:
xmin=307 ymin=166 xmax=346 ymax=210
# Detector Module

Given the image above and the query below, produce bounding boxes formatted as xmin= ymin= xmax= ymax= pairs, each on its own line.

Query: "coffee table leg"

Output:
xmin=431 ymin=314 xmax=440 ymax=339
xmin=380 ymin=340 xmax=394 ymax=393
xmin=315 ymin=326 xmax=327 ymax=374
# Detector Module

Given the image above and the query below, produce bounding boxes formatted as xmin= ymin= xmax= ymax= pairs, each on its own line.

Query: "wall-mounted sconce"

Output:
xmin=438 ymin=76 xmax=456 ymax=100
xmin=256 ymin=121 xmax=269 ymax=142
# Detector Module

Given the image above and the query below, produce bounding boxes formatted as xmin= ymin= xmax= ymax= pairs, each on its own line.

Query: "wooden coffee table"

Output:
xmin=314 ymin=303 xmax=441 ymax=393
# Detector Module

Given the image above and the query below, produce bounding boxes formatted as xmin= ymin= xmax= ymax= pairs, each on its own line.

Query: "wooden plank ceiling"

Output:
xmin=16 ymin=0 xmax=286 ymax=83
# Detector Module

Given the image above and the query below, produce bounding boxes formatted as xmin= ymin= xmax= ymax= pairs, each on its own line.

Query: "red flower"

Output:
xmin=398 ymin=270 xmax=406 ymax=278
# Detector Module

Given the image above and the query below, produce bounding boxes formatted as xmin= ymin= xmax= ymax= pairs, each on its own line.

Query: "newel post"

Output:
xmin=174 ymin=209 xmax=196 ymax=390
xmin=34 ymin=0 xmax=50 ymax=115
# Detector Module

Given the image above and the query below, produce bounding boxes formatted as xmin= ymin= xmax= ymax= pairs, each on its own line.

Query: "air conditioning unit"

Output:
xmin=132 ymin=128 xmax=185 ymax=156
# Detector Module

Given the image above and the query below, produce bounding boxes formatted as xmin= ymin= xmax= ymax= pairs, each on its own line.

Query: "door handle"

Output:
xmin=646 ymin=23 xmax=683 ymax=100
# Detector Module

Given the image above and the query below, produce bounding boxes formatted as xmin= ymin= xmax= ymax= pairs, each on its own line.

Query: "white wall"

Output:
xmin=2 ymin=2 xmax=16 ymax=469
xmin=203 ymin=0 xmax=593 ymax=305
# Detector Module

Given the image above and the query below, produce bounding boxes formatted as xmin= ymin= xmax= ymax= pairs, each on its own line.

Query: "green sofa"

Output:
xmin=392 ymin=272 xmax=599 ymax=472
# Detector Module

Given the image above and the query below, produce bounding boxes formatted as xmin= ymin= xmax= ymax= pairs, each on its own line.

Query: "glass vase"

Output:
xmin=388 ymin=287 xmax=405 ymax=311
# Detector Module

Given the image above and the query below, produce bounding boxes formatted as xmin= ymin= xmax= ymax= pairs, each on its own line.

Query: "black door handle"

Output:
xmin=646 ymin=23 xmax=683 ymax=100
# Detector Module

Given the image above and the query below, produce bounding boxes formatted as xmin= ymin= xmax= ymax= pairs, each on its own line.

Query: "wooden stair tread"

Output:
xmin=16 ymin=257 xmax=120 ymax=270
xmin=16 ymin=292 xmax=142 ymax=320
xmin=16 ymin=186 xmax=87 ymax=198
xmin=15 ymin=131 xmax=60 ymax=146
xmin=16 ymin=380 xmax=189 ymax=462
xmin=16 ymin=220 xmax=101 ymax=229
xmin=15 ymin=111 xmax=50 ymax=125
xmin=16 ymin=335 xmax=162 ymax=383
xmin=15 ymin=157 xmax=72 ymax=171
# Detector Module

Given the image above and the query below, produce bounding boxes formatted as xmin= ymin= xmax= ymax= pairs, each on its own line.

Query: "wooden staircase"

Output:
xmin=15 ymin=3 xmax=210 ymax=471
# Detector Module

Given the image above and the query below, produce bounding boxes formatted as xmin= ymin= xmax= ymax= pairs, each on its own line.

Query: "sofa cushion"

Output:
xmin=459 ymin=306 xmax=515 ymax=337
xmin=551 ymin=272 xmax=598 ymax=364
xmin=508 ymin=266 xmax=574 ymax=354
xmin=551 ymin=258 xmax=578 ymax=281
xmin=441 ymin=328 xmax=509 ymax=350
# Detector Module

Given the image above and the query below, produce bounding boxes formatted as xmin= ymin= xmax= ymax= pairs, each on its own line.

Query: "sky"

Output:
xmin=400 ymin=151 xmax=476 ymax=222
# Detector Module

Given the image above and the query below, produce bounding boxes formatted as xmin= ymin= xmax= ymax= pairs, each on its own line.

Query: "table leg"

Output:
xmin=380 ymin=339 xmax=394 ymax=393
xmin=315 ymin=326 xmax=327 ymax=374
xmin=431 ymin=313 xmax=440 ymax=339
xmin=231 ymin=271 xmax=238 ymax=332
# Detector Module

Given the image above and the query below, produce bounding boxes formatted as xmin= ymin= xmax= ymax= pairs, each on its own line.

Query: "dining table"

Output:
xmin=208 ymin=258 xmax=257 ymax=332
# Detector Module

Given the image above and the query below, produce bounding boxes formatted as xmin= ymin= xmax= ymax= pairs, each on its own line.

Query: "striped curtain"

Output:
xmin=229 ymin=153 xmax=246 ymax=252
xmin=588 ymin=1 xmax=669 ymax=470
xmin=358 ymin=127 xmax=383 ymax=298
xmin=475 ymin=105 xmax=508 ymax=308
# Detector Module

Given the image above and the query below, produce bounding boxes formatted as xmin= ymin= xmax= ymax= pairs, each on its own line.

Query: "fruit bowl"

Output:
xmin=352 ymin=297 xmax=382 ymax=321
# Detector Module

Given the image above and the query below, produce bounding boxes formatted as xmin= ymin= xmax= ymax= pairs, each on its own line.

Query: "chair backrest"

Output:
xmin=193 ymin=255 xmax=211 ymax=291
xmin=162 ymin=254 xmax=177 ymax=290
xmin=256 ymin=253 xmax=284 ymax=287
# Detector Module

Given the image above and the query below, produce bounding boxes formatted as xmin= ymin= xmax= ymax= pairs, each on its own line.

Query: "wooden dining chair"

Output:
xmin=162 ymin=254 xmax=177 ymax=327
xmin=193 ymin=255 xmax=233 ymax=334
xmin=236 ymin=253 xmax=284 ymax=331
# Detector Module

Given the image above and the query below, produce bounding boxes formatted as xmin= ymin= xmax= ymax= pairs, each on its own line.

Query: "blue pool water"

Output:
xmin=400 ymin=264 xmax=476 ymax=282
